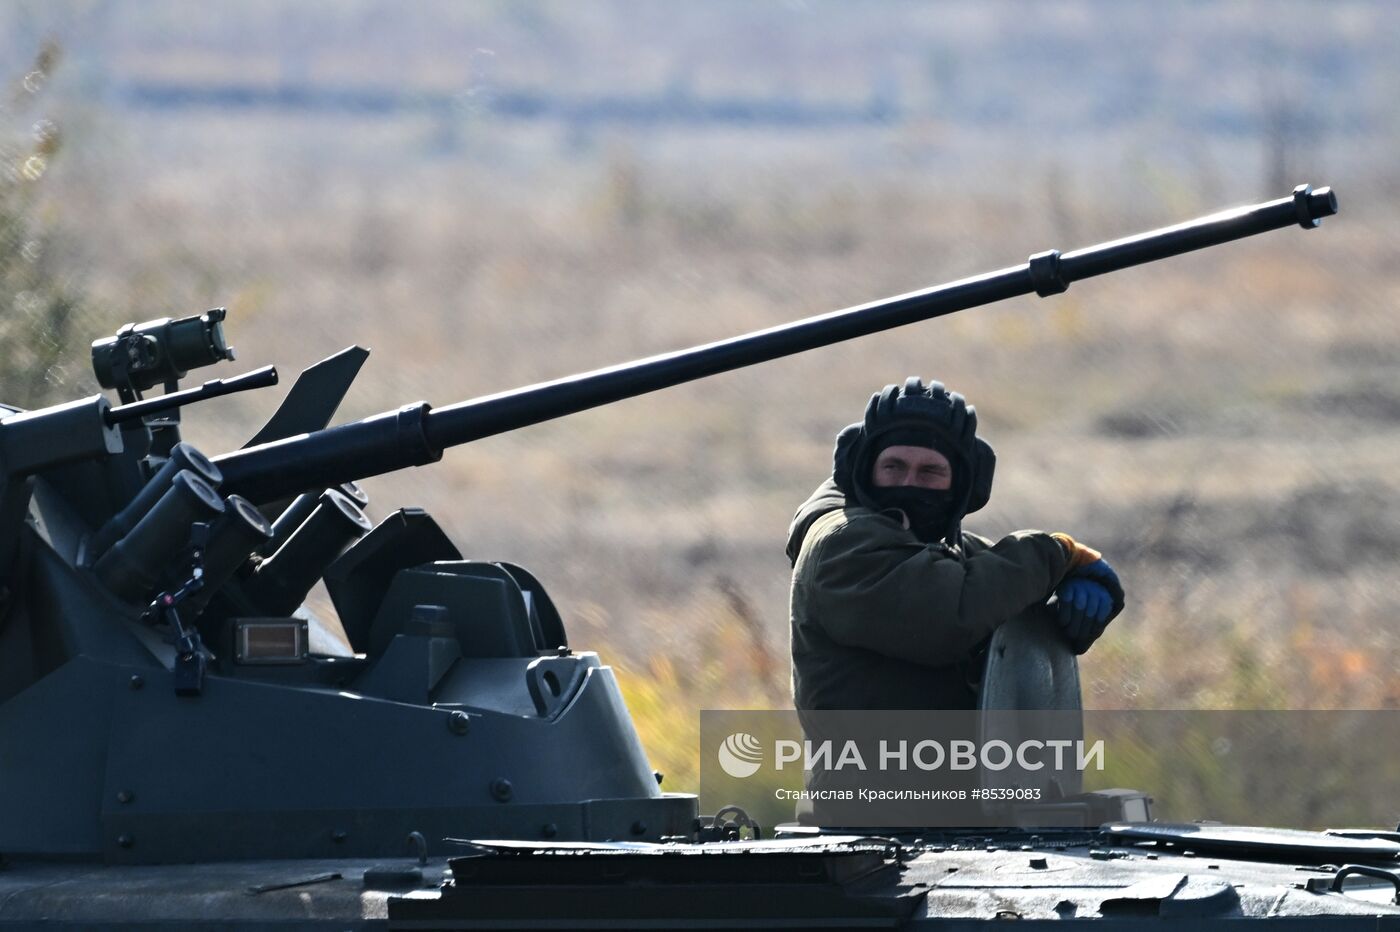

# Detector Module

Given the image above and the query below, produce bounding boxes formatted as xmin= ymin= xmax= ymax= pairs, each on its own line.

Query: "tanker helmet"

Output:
xmin=832 ymin=377 xmax=996 ymax=541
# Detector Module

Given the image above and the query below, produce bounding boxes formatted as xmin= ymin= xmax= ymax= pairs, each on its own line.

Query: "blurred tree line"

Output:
xmin=0 ymin=42 xmax=91 ymax=409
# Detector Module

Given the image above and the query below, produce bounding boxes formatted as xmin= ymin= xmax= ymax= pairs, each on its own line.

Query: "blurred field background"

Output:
xmin=3 ymin=1 xmax=1398 ymax=795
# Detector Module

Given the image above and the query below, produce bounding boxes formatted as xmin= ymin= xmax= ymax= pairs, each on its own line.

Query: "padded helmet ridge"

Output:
xmin=832 ymin=377 xmax=996 ymax=523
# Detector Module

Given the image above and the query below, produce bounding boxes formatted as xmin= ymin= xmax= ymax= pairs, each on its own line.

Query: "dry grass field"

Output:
xmin=4 ymin=1 xmax=1398 ymax=794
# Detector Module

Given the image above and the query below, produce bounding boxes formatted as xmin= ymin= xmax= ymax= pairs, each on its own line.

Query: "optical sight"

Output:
xmin=92 ymin=308 xmax=235 ymax=395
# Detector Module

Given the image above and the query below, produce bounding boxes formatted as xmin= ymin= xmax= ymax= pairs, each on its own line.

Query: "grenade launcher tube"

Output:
xmin=214 ymin=184 xmax=1337 ymax=505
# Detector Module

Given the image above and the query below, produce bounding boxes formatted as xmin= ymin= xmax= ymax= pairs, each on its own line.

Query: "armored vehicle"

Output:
xmin=3 ymin=184 xmax=1397 ymax=928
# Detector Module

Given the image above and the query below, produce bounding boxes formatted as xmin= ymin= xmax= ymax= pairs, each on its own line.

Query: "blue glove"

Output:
xmin=1054 ymin=577 xmax=1114 ymax=654
xmin=1069 ymin=558 xmax=1125 ymax=615
xmin=1072 ymin=557 xmax=1120 ymax=593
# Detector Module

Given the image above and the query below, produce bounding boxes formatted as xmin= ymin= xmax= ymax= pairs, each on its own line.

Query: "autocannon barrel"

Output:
xmin=213 ymin=184 xmax=1337 ymax=505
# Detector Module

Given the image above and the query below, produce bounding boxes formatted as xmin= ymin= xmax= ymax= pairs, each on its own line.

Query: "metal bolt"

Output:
xmin=116 ymin=790 xmax=134 ymax=804
xmin=116 ymin=834 xmax=134 ymax=849
xmin=129 ymin=675 xmax=144 ymax=690
xmin=406 ymin=831 xmax=428 ymax=866
xmin=447 ymin=711 xmax=470 ymax=736
xmin=541 ymin=823 xmax=558 ymax=839
xmin=490 ymin=778 xmax=513 ymax=803
xmin=331 ymin=829 xmax=348 ymax=844
xmin=631 ymin=821 xmax=647 ymax=836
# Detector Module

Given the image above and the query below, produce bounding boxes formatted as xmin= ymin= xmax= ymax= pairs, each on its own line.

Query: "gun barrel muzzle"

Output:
xmin=93 ymin=470 xmax=225 ymax=602
xmin=90 ymin=442 xmax=222 ymax=560
xmin=183 ymin=494 xmax=274 ymax=615
xmin=244 ymin=488 xmax=372 ymax=616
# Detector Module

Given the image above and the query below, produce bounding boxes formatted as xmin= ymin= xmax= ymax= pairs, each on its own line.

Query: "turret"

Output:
xmin=0 ymin=186 xmax=1337 ymax=864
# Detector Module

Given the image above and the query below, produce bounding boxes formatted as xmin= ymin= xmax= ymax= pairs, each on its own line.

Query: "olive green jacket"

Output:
xmin=787 ymin=478 xmax=1071 ymax=711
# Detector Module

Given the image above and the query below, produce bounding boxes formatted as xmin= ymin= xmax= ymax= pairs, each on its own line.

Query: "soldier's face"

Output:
xmin=871 ymin=445 xmax=953 ymax=490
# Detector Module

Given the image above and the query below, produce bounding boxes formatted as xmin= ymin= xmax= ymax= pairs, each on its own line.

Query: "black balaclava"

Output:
xmin=863 ymin=426 xmax=968 ymax=542
xmin=831 ymin=378 xmax=996 ymax=545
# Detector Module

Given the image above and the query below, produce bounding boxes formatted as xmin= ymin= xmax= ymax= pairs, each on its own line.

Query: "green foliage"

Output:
xmin=1089 ymin=711 xmax=1400 ymax=829
xmin=0 ymin=41 xmax=87 ymax=408
xmin=606 ymin=580 xmax=789 ymax=795
xmin=611 ymin=605 xmax=1400 ymax=802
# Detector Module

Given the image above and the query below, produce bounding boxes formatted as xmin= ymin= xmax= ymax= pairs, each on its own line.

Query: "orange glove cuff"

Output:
xmin=1051 ymin=532 xmax=1102 ymax=569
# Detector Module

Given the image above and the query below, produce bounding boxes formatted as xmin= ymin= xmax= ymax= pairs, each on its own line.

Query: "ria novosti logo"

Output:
xmin=715 ymin=733 xmax=1106 ymax=778
xmin=717 ymin=732 xmax=763 ymax=778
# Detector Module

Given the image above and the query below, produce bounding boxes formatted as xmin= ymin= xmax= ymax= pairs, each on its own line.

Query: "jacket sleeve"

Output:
xmin=801 ymin=513 xmax=1071 ymax=667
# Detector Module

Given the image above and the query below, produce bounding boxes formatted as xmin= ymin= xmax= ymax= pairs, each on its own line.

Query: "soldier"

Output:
xmin=786 ymin=377 xmax=1124 ymax=711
